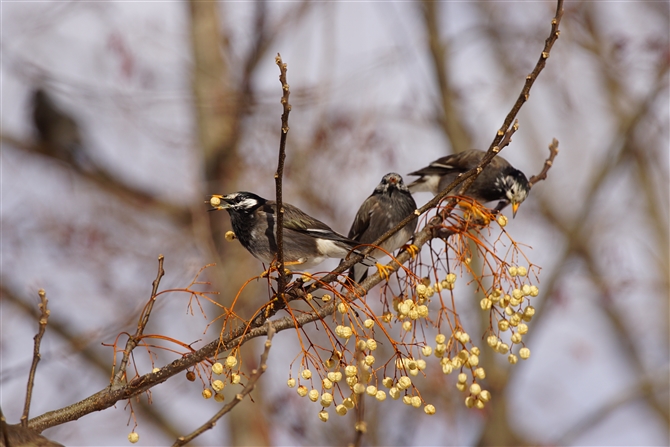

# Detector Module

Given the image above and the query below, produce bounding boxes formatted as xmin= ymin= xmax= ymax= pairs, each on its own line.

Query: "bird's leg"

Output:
xmin=458 ymin=200 xmax=493 ymax=225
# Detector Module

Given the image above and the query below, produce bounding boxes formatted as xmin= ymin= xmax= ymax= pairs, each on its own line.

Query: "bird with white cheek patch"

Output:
xmin=209 ymin=191 xmax=374 ymax=270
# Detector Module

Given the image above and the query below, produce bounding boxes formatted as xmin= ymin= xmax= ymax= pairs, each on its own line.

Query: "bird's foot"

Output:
xmin=376 ymin=262 xmax=394 ymax=280
xmin=403 ymin=244 xmax=420 ymax=259
xmin=458 ymin=200 xmax=493 ymax=226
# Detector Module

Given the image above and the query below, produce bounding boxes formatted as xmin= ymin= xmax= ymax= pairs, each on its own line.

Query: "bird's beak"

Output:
xmin=512 ymin=202 xmax=520 ymax=217
xmin=208 ymin=194 xmax=228 ymax=211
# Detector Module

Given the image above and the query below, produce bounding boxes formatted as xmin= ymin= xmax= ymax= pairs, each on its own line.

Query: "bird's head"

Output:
xmin=208 ymin=191 xmax=265 ymax=213
xmin=501 ymin=169 xmax=530 ymax=217
xmin=376 ymin=172 xmax=409 ymax=194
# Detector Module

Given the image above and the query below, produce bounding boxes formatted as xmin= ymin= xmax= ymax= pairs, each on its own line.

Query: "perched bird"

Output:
xmin=346 ymin=173 xmax=418 ymax=282
xmin=209 ymin=191 xmax=373 ymax=270
xmin=31 ymin=87 xmax=90 ymax=169
xmin=407 ymin=149 xmax=530 ymax=216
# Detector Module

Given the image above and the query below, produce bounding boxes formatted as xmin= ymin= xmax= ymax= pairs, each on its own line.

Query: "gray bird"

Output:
xmin=31 ymin=88 xmax=90 ymax=169
xmin=407 ymin=149 xmax=530 ymax=216
xmin=209 ymin=191 xmax=373 ymax=270
xmin=347 ymin=173 xmax=418 ymax=283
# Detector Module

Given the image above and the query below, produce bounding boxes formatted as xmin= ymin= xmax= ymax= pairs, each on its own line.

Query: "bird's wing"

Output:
xmin=278 ymin=203 xmax=354 ymax=245
xmin=347 ymin=195 xmax=381 ymax=242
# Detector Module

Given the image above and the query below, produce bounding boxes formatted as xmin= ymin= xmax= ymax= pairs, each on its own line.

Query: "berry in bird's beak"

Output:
xmin=209 ymin=195 xmax=228 ymax=210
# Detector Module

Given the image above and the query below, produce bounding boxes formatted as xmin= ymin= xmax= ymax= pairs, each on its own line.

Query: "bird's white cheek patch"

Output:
xmin=237 ymin=198 xmax=258 ymax=209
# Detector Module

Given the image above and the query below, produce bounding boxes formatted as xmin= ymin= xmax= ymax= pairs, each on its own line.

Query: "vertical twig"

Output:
xmin=274 ymin=54 xmax=291 ymax=296
xmin=113 ymin=255 xmax=165 ymax=385
xmin=20 ymin=289 xmax=50 ymax=426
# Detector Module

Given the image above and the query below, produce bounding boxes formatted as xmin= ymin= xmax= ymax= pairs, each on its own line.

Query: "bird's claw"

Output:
xmin=458 ymin=200 xmax=492 ymax=225
xmin=403 ymin=244 xmax=419 ymax=259
xmin=376 ymin=262 xmax=394 ymax=280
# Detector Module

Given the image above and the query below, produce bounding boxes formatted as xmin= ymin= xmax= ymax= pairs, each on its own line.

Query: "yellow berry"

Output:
xmin=287 ymin=378 xmax=296 ymax=388
xmin=479 ymin=390 xmax=491 ymax=402
xmin=398 ymin=376 xmax=412 ymax=390
xmin=297 ymin=385 xmax=308 ymax=397
xmin=301 ymin=369 xmax=312 ymax=380
xmin=456 ymin=382 xmax=466 ymax=391
xmin=343 ymin=397 xmax=355 ymax=409
xmin=322 ymin=378 xmax=333 ymax=390
xmin=364 ymin=318 xmax=375 ymax=328
xmin=497 ymin=215 xmax=508 ymax=227
xmin=457 ymin=373 xmax=467 ymax=384
xmin=202 ymin=389 xmax=213 ymax=399
xmin=321 ymin=294 xmax=332 ymax=302
xmin=366 ymin=339 xmax=377 ymax=351
xmin=519 ymin=347 xmax=531 ymax=359
xmin=474 ymin=367 xmax=486 ymax=379
xmin=508 ymin=266 xmax=518 ymax=277
xmin=511 ymin=333 xmax=523 ymax=344
xmin=353 ymin=383 xmax=366 ymax=394
xmin=411 ymin=396 xmax=422 ymax=408
xmin=390 ymin=387 xmax=401 ymax=399
xmin=318 ymin=410 xmax=329 ymax=422
xmin=402 ymin=321 xmax=412 ymax=331
xmin=366 ymin=386 xmax=377 ymax=396
xmin=465 ymin=396 xmax=475 ymax=408
xmin=529 ymin=285 xmax=539 ymax=297
xmin=320 ymin=392 xmax=334 ymax=407
xmin=212 ymin=380 xmax=225 ymax=392
xmin=498 ymin=320 xmax=510 ymax=331
xmin=128 ymin=432 xmax=139 ymax=444
xmin=225 ymin=356 xmax=237 ymax=369
xmin=231 ymin=373 xmax=241 ymax=384
xmin=214 ymin=392 xmax=225 ymax=402
xmin=376 ymin=390 xmax=387 ymax=401
xmin=212 ymin=362 xmax=224 ymax=375
xmin=508 ymin=354 xmax=518 ymax=364
xmin=224 ymin=231 xmax=236 ymax=241
xmin=336 ymin=404 xmax=348 ymax=416
xmin=424 ymin=404 xmax=436 ymax=415
xmin=422 ymin=345 xmax=433 ymax=357
xmin=308 ymin=389 xmax=319 ymax=402
xmin=469 ymin=383 xmax=481 ymax=395
xmin=517 ymin=266 xmax=528 ymax=276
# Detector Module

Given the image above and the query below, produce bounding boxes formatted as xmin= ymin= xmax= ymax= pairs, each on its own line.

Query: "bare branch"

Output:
xmin=529 ymin=138 xmax=559 ymax=186
xmin=20 ymin=289 xmax=51 ymax=427
xmin=274 ymin=54 xmax=292 ymax=296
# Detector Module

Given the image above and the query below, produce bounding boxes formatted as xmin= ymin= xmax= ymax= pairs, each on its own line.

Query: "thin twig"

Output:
xmin=274 ymin=54 xmax=291 ymax=297
xmin=529 ymin=138 xmax=559 ymax=186
xmin=113 ymin=255 xmax=165 ymax=385
xmin=172 ymin=321 xmax=276 ymax=447
xmin=20 ymin=289 xmax=50 ymax=427
xmin=486 ymin=0 xmax=564 ymax=151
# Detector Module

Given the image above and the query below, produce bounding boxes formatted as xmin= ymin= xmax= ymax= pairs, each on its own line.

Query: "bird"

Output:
xmin=31 ymin=87 xmax=91 ymax=170
xmin=346 ymin=173 xmax=418 ymax=283
xmin=407 ymin=149 xmax=530 ymax=216
xmin=209 ymin=191 xmax=374 ymax=271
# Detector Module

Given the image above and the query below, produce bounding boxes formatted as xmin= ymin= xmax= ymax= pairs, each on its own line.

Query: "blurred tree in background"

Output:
xmin=1 ymin=1 xmax=667 ymax=446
